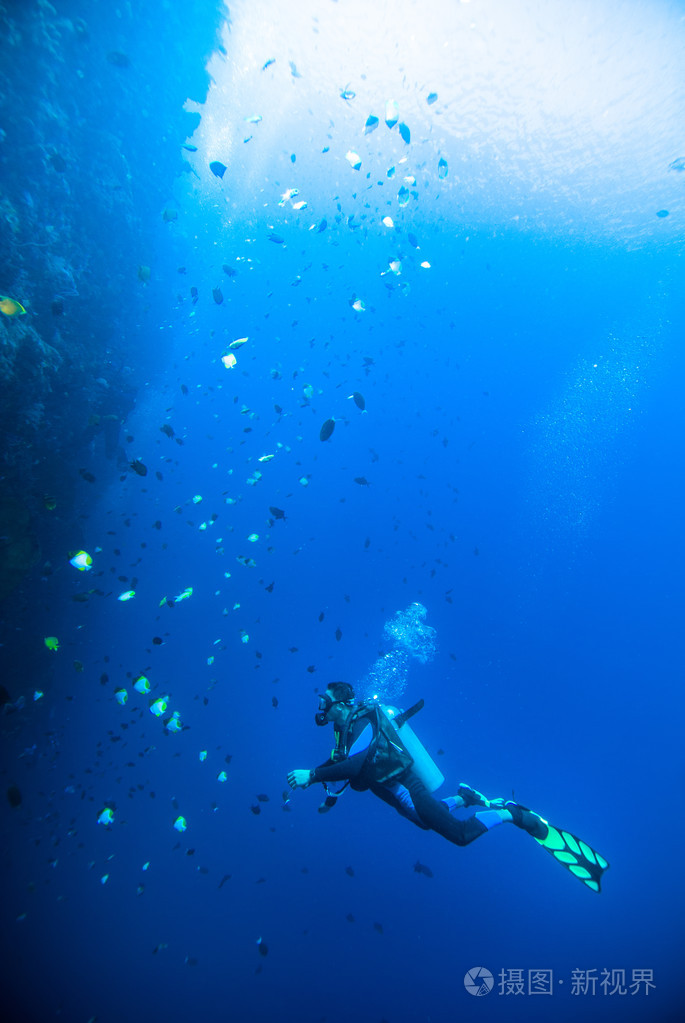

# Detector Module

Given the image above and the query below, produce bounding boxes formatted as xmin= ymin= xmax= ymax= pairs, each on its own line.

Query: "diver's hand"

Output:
xmin=287 ymin=769 xmax=313 ymax=789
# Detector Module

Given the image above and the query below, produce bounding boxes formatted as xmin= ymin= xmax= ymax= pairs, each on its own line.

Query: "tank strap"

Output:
xmin=394 ymin=699 xmax=424 ymax=728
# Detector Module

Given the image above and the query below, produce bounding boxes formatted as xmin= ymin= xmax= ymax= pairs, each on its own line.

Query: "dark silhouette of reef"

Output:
xmin=0 ymin=0 xmax=224 ymax=601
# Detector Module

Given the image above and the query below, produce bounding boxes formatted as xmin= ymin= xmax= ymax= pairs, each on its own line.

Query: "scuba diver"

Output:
xmin=287 ymin=682 xmax=609 ymax=892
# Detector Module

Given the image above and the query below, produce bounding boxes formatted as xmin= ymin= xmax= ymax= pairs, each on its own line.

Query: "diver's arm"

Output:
xmin=310 ymin=749 xmax=368 ymax=783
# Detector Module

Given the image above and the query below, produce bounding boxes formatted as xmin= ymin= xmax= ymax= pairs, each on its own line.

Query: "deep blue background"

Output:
xmin=2 ymin=2 xmax=684 ymax=1022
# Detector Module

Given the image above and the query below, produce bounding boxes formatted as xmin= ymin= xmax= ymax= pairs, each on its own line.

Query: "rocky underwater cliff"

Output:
xmin=0 ymin=0 xmax=224 ymax=602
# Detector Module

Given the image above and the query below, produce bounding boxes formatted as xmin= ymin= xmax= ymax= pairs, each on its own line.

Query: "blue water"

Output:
xmin=2 ymin=1 xmax=684 ymax=1021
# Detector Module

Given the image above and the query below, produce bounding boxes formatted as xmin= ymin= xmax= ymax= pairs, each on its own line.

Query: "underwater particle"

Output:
xmin=427 ymin=92 xmax=438 ymax=105
xmin=114 ymin=688 xmax=128 ymax=705
xmin=364 ymin=115 xmax=379 ymax=135
xmin=340 ymin=84 xmax=355 ymax=101
xmin=199 ymin=750 xmax=208 ymax=762
xmin=174 ymin=816 xmax=187 ymax=832
xmin=7 ymin=785 xmax=22 ymax=808
xmin=240 ymin=630 xmax=249 ymax=644
xmin=262 ymin=58 xmax=275 ymax=70
xmin=351 ymin=297 xmax=365 ymax=312
xmin=212 ymin=287 xmax=223 ymax=304
xmin=298 ymin=476 xmax=310 ymax=487
xmin=292 ymin=200 xmax=307 ymax=211
xmin=247 ymin=533 xmax=259 ymax=542
xmin=656 ymin=209 xmax=669 ymax=217
xmin=438 ymin=157 xmax=448 ymax=179
xmin=413 ymin=860 xmax=434 ymax=877
xmin=319 ymin=418 xmax=335 ymax=442
xmin=130 ymin=459 xmax=148 ymax=476
xmin=385 ymin=99 xmax=399 ymax=128
xmin=348 ymin=391 xmax=365 ymax=410
xmin=209 ymin=161 xmax=227 ymax=178
xmin=221 ymin=353 xmax=237 ymax=369
xmin=44 ymin=636 xmax=59 ymax=651
xmin=44 ymin=495 xmax=57 ymax=510
xmin=149 ymin=696 xmax=168 ymax=717
xmin=137 ymin=265 xmax=151 ymax=283
xmin=217 ymin=771 xmax=227 ymax=783
xmin=345 ymin=150 xmax=362 ymax=170
xmin=0 ymin=296 xmax=26 ymax=317
xmin=245 ymin=114 xmax=262 ymax=124
xmin=70 ymin=550 xmax=93 ymax=571
xmin=33 ymin=690 xmax=43 ymax=701
xmin=387 ymin=165 xmax=396 ymax=178
xmin=382 ymin=216 xmax=394 ymax=228
xmin=133 ymin=675 xmax=150 ymax=695
xmin=420 ymin=261 xmax=431 ymax=269
xmin=398 ymin=122 xmax=411 ymax=144
xmin=117 ymin=590 xmax=135 ymax=602
xmin=107 ymin=50 xmax=130 ymax=67
xmin=289 ymin=61 xmax=302 ymax=78
xmin=98 ymin=807 xmax=115 ymax=826
xmin=229 ymin=336 xmax=248 ymax=349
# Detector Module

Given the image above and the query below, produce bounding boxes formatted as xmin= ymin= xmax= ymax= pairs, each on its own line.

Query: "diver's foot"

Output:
xmin=457 ymin=783 xmax=490 ymax=808
xmin=505 ymin=801 xmax=548 ymax=839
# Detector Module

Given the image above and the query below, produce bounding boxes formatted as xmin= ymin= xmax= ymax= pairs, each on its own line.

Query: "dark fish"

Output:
xmin=50 ymin=152 xmax=67 ymax=173
xmin=320 ymin=418 xmax=335 ymax=442
xmin=335 ymin=628 xmax=342 ymax=642
xmin=130 ymin=460 xmax=147 ymax=476
xmin=346 ymin=913 xmax=355 ymax=923
xmin=408 ymin=232 xmax=419 ymax=248
xmin=79 ymin=469 xmax=96 ymax=483
xmin=7 ymin=785 xmax=22 ymax=808
xmin=399 ymin=122 xmax=411 ymax=144
xmin=256 ymin=794 xmax=269 ymax=802
xmin=152 ymin=636 xmax=163 ymax=645
xmin=155 ymin=471 xmax=163 ymax=481
xmin=271 ymin=696 xmax=278 ymax=708
xmin=353 ymin=477 xmax=371 ymax=486
xmin=290 ymin=153 xmax=296 ymax=163
xmin=289 ymin=60 xmax=302 ymax=78
xmin=318 ymin=612 xmax=325 ymax=622
xmin=268 ymin=232 xmax=284 ymax=244
xmin=269 ymin=506 xmax=286 ymax=520
xmin=51 ymin=299 xmax=63 ymax=315
xmin=212 ymin=287 xmax=223 ymax=304
xmin=222 ymin=264 xmax=237 ymax=276
xmin=414 ymin=860 xmax=434 ymax=877
xmin=265 ymin=581 xmax=274 ymax=593
xmin=274 ymin=404 xmax=283 ymax=414
xmin=181 ymin=384 xmax=189 ymax=395
xmin=218 ymin=874 xmax=231 ymax=888
xmin=306 ymin=665 xmax=316 ymax=673
xmin=345 ymin=866 xmax=354 ymax=877
xmin=182 ymin=144 xmax=198 ymax=152
xmin=250 ymin=805 xmax=261 ymax=815
xmin=364 ymin=115 xmax=379 ymax=135
xmin=373 ymin=922 xmax=384 ymax=934
xmin=656 ymin=209 xmax=669 ymax=218
xmin=262 ymin=58 xmax=275 ymax=71
xmin=190 ymin=286 xmax=198 ymax=304
xmin=351 ymin=391 xmax=365 ymax=410
xmin=107 ymin=50 xmax=130 ymax=67
xmin=257 ymin=940 xmax=268 ymax=956
xmin=316 ymin=218 xmax=327 ymax=233
xmin=160 ymin=424 xmax=174 ymax=438
xmin=209 ymin=161 xmax=227 ymax=178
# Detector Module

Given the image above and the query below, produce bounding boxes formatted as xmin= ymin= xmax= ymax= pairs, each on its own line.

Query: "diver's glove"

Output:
xmin=287 ymin=769 xmax=314 ymax=789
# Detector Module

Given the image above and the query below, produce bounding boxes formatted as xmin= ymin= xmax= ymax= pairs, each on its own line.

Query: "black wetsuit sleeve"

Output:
xmin=311 ymin=750 xmax=369 ymax=783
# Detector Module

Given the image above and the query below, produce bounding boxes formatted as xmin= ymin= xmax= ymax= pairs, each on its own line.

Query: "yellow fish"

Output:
xmin=0 ymin=296 xmax=26 ymax=317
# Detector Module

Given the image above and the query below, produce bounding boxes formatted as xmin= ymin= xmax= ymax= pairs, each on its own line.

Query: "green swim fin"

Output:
xmin=534 ymin=820 xmax=609 ymax=893
xmin=506 ymin=801 xmax=609 ymax=892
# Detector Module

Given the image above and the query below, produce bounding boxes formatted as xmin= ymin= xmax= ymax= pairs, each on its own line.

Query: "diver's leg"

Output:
xmin=406 ymin=775 xmax=512 ymax=847
xmin=369 ymin=781 xmax=430 ymax=829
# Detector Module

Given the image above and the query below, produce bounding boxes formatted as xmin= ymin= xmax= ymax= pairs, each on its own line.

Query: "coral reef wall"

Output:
xmin=0 ymin=0 xmax=224 ymax=600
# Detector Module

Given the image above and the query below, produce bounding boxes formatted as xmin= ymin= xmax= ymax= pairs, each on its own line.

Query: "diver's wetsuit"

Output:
xmin=311 ymin=710 xmax=490 ymax=847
